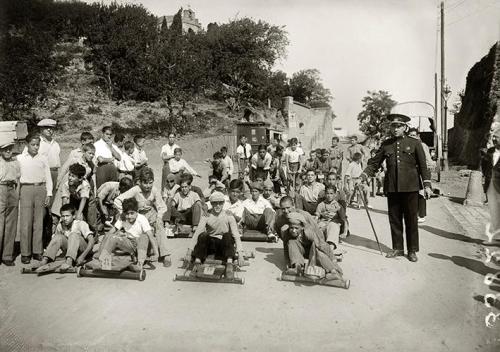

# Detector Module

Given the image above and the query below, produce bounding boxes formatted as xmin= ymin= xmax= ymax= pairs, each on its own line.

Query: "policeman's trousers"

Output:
xmin=387 ymin=192 xmax=419 ymax=252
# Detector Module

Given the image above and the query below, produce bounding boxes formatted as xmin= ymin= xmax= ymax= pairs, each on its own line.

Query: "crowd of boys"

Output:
xmin=1 ymin=119 xmax=421 ymax=281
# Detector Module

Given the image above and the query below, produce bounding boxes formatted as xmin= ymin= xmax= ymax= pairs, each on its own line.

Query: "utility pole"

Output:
xmin=440 ymin=1 xmax=449 ymax=171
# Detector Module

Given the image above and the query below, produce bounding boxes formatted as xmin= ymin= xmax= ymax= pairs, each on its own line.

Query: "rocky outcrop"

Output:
xmin=449 ymin=42 xmax=499 ymax=168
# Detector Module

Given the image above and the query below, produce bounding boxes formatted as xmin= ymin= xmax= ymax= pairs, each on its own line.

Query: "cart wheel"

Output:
xmin=76 ymin=266 xmax=82 ymax=278
xmin=240 ymin=277 xmax=245 ymax=285
xmin=138 ymin=270 xmax=146 ymax=281
xmin=344 ymin=279 xmax=350 ymax=289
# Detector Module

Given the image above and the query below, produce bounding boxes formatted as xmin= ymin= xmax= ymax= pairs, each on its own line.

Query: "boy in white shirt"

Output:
xmin=241 ymin=182 xmax=277 ymax=241
xmin=169 ymin=148 xmax=200 ymax=183
xmin=118 ymin=141 xmax=136 ymax=180
xmin=132 ymin=134 xmax=148 ymax=178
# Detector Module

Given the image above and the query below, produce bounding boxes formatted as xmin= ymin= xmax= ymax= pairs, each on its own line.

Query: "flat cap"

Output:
xmin=287 ymin=212 xmax=306 ymax=226
xmin=0 ymin=141 xmax=15 ymax=149
xmin=37 ymin=118 xmax=57 ymax=127
xmin=250 ymin=181 xmax=263 ymax=191
xmin=166 ymin=173 xmax=176 ymax=181
xmin=263 ymin=179 xmax=274 ymax=190
xmin=209 ymin=191 xmax=225 ymax=203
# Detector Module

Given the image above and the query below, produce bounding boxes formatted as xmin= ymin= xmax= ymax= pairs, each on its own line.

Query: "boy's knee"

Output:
xmin=67 ymin=232 xmax=81 ymax=241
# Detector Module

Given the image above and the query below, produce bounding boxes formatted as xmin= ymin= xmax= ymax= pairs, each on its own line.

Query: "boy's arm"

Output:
xmin=182 ymin=160 xmax=200 ymax=177
xmin=76 ymin=234 xmax=94 ymax=265
xmin=228 ymin=215 xmax=243 ymax=253
xmin=144 ymin=229 xmax=159 ymax=258
xmin=114 ymin=187 xmax=138 ymax=213
xmin=76 ymin=197 xmax=88 ymax=220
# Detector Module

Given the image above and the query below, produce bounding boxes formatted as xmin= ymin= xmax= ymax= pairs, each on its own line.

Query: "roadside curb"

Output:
xmin=440 ymin=197 xmax=490 ymax=241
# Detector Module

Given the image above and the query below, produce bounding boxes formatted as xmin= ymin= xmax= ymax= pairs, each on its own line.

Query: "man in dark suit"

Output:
xmin=361 ymin=114 xmax=432 ymax=262
xmin=481 ymin=126 xmax=500 ymax=238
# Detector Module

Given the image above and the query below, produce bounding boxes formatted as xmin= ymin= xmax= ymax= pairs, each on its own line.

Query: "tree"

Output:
xmin=357 ymin=90 xmax=397 ymax=139
xmin=289 ymin=69 xmax=332 ymax=108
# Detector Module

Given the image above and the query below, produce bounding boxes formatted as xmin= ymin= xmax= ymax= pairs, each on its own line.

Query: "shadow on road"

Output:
xmin=342 ymin=233 xmax=391 ymax=253
xmin=421 ymin=225 xmax=484 ymax=245
xmin=362 ymin=208 xmax=388 ymax=216
xmin=428 ymin=253 xmax=498 ymax=277
xmin=474 ymin=294 xmax=500 ymax=309
xmin=255 ymin=247 xmax=287 ymax=271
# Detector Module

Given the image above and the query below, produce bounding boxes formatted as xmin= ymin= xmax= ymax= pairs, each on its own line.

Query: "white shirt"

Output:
xmin=94 ymin=139 xmax=119 ymax=161
xmin=132 ymin=147 xmax=148 ymax=167
xmin=114 ymin=213 xmax=152 ymax=239
xmin=39 ymin=137 xmax=61 ymax=168
xmin=161 ymin=143 xmax=180 ymax=159
xmin=284 ymin=147 xmax=304 ymax=163
xmin=118 ymin=152 xmax=135 ymax=172
xmin=54 ymin=220 xmax=92 ymax=239
xmin=236 ymin=143 xmax=252 ymax=159
xmin=251 ymin=152 xmax=272 ymax=170
xmin=224 ymin=198 xmax=245 ymax=220
xmin=169 ymin=158 xmax=198 ymax=175
xmin=241 ymin=196 xmax=274 ymax=215
xmin=17 ymin=151 xmax=53 ymax=196
xmin=221 ymin=155 xmax=234 ymax=176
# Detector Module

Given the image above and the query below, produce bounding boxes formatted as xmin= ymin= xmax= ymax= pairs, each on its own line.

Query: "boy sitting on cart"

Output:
xmin=185 ymin=192 xmax=245 ymax=279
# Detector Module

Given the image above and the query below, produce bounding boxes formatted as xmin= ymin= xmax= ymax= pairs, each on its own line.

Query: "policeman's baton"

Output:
xmin=356 ymin=185 xmax=384 ymax=255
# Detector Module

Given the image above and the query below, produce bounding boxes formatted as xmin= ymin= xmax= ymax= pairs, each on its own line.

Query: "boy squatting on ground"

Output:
xmin=96 ymin=178 xmax=134 ymax=227
xmin=185 ymin=192 xmax=245 ymax=279
xmin=241 ymin=181 xmax=277 ymax=241
xmin=114 ymin=167 xmax=171 ymax=267
xmin=99 ymin=198 xmax=154 ymax=270
xmin=35 ymin=204 xmax=95 ymax=271
xmin=0 ymin=141 xmax=20 ymax=266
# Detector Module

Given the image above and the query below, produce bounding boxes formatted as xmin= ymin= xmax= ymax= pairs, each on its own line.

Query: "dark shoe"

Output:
xmin=385 ymin=250 xmax=404 ymax=258
xmin=408 ymin=252 xmax=418 ymax=262
xmin=32 ymin=254 xmax=43 ymax=261
xmin=2 ymin=260 xmax=15 ymax=266
xmin=21 ymin=256 xmax=31 ymax=264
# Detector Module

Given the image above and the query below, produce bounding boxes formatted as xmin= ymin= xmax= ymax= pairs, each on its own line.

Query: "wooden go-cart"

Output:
xmin=279 ymin=265 xmax=350 ymax=289
xmin=166 ymin=224 xmax=194 ymax=239
xmin=77 ymin=255 xmax=146 ymax=281
xmin=21 ymin=259 xmax=77 ymax=276
xmin=174 ymin=250 xmax=252 ymax=285
xmin=241 ymin=228 xmax=278 ymax=243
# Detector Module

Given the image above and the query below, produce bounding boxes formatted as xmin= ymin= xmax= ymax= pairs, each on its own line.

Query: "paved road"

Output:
xmin=1 ymin=190 xmax=498 ymax=351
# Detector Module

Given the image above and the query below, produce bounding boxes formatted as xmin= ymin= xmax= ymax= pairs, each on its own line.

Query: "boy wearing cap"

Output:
xmin=241 ymin=182 xmax=277 ymax=241
xmin=0 ymin=141 xmax=20 ymax=265
xmin=282 ymin=211 xmax=344 ymax=281
xmin=186 ymin=191 xmax=245 ymax=279
xmin=361 ymin=114 xmax=432 ymax=262
xmin=262 ymin=179 xmax=281 ymax=209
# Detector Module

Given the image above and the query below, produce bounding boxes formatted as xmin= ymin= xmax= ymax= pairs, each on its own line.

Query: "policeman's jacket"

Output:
xmin=363 ymin=135 xmax=431 ymax=193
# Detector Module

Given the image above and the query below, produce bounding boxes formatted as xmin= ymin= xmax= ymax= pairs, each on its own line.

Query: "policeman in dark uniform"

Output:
xmin=361 ymin=114 xmax=432 ymax=262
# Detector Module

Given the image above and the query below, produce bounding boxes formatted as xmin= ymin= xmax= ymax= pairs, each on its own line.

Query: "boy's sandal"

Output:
xmin=143 ymin=261 xmax=156 ymax=270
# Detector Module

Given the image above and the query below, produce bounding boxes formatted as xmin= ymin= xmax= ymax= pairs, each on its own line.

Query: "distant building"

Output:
xmin=158 ymin=8 xmax=202 ymax=33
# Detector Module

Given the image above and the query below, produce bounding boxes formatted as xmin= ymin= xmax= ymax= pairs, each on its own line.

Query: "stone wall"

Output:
xmin=449 ymin=42 xmax=500 ymax=168
xmin=282 ymin=96 xmax=335 ymax=152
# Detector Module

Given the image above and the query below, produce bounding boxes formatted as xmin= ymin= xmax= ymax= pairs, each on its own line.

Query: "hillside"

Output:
xmin=32 ymin=41 xmax=286 ymax=144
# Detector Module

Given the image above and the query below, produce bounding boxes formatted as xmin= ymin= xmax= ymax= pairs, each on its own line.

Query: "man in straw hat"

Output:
xmin=361 ymin=113 xmax=432 ymax=262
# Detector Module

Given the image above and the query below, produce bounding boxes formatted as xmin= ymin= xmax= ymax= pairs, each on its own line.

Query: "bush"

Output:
xmin=86 ymin=104 xmax=102 ymax=114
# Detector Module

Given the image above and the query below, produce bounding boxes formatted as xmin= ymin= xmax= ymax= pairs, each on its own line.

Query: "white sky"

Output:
xmin=85 ymin=0 xmax=500 ymax=133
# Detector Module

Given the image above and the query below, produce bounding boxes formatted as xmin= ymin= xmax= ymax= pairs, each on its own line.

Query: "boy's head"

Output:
xmin=208 ymin=174 xmax=218 ymax=186
xmin=168 ymin=132 xmax=176 ymax=145
xmin=26 ymin=133 xmax=40 ymax=156
xmin=118 ymin=177 xmax=134 ymax=193
xmin=179 ymin=180 xmax=191 ymax=196
xmin=290 ymin=137 xmax=298 ymax=150
xmin=220 ymin=146 xmax=228 ymax=157
xmin=0 ymin=142 xmax=14 ymax=160
xmin=134 ymin=134 xmax=145 ymax=148
xmin=80 ymin=132 xmax=94 ymax=145
xmin=174 ymin=147 xmax=182 ymax=160
xmin=213 ymin=151 xmax=223 ymax=162
xmin=209 ymin=191 xmax=225 ymax=215
xmin=408 ymin=127 xmax=419 ymax=139
xmin=138 ymin=167 xmax=154 ymax=192
xmin=180 ymin=173 xmax=193 ymax=186
xmin=287 ymin=212 xmax=306 ymax=238
xmin=122 ymin=198 xmax=139 ymax=223
xmin=258 ymin=144 xmax=267 ymax=158
xmin=309 ymin=150 xmax=317 ymax=160
xmin=275 ymin=145 xmax=284 ymax=157
xmin=279 ymin=196 xmax=295 ymax=215
xmin=352 ymin=152 xmax=362 ymax=163
xmin=239 ymin=135 xmax=247 ymax=144
xmin=228 ymin=179 xmax=243 ymax=202
xmin=321 ymin=148 xmax=330 ymax=159
xmin=326 ymin=172 xmax=338 ymax=187
xmin=124 ymin=141 xmax=135 ymax=154
xmin=254 ymin=175 xmax=264 ymax=183
xmin=59 ymin=204 xmax=76 ymax=227
xmin=331 ymin=136 xmax=339 ymax=146
xmin=82 ymin=143 xmax=95 ymax=161
xmin=350 ymin=135 xmax=358 ymax=145
xmin=114 ymin=133 xmax=125 ymax=147
xmin=102 ymin=126 xmax=113 ymax=143
xmin=68 ymin=163 xmax=86 ymax=185
xmin=305 ymin=169 xmax=316 ymax=184
xmin=250 ymin=181 xmax=263 ymax=201
xmin=325 ymin=186 xmax=336 ymax=202
xmin=262 ymin=179 xmax=274 ymax=198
